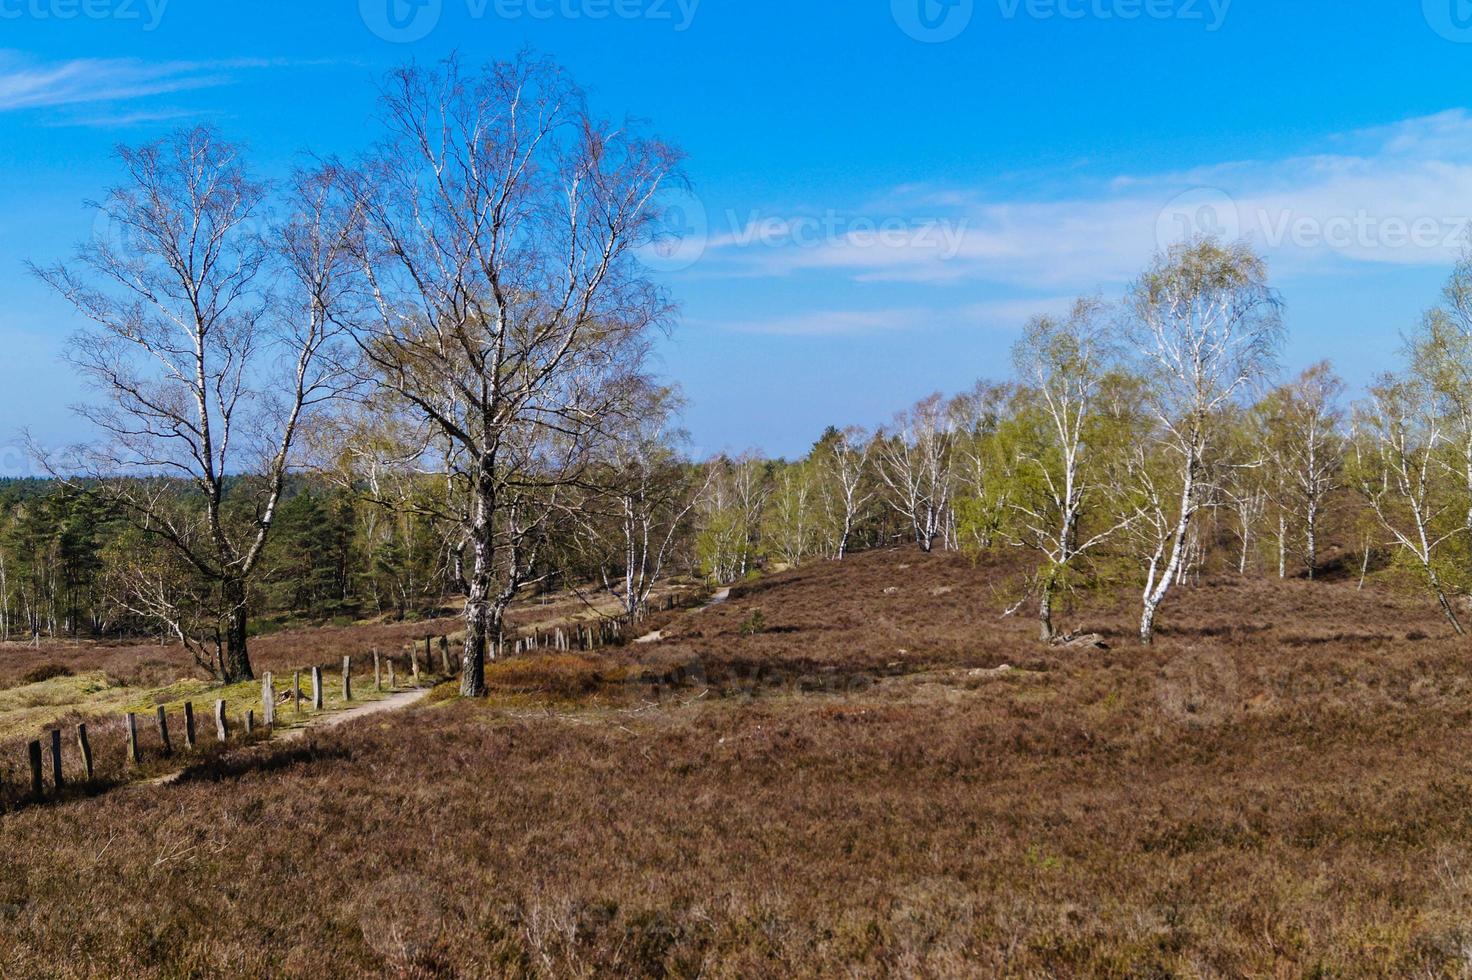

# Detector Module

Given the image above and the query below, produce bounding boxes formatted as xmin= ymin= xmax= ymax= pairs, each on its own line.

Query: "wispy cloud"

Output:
xmin=0 ymin=52 xmax=250 ymax=111
xmin=715 ymin=308 xmax=931 ymax=337
xmin=707 ymin=299 xmax=1073 ymax=338
xmin=695 ymin=110 xmax=1472 ymax=293
xmin=42 ymin=107 xmax=205 ymax=129
xmin=0 ymin=52 xmax=344 ymax=119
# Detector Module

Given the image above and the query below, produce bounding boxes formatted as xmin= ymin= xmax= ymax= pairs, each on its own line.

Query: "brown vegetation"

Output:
xmin=2 ymin=549 xmax=1471 ymax=976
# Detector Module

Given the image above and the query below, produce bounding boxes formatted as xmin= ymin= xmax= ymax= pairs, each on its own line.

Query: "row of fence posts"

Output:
xmin=493 ymin=593 xmax=682 ymax=658
xmin=509 ymin=614 xmax=650 ymax=657
xmin=14 ymin=636 xmax=463 ymax=802
xmin=13 ymin=605 xmax=684 ymax=800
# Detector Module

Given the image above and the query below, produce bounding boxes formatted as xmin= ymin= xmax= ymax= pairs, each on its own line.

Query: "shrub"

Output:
xmin=738 ymin=610 xmax=766 ymax=637
xmin=22 ymin=663 xmax=73 ymax=685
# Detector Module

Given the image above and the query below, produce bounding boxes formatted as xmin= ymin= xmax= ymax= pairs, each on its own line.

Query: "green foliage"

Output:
xmin=738 ymin=609 xmax=766 ymax=637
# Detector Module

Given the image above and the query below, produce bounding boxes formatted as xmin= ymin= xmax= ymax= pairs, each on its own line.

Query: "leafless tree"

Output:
xmin=339 ymin=54 xmax=682 ymax=696
xmin=816 ymin=426 xmax=872 ymax=560
xmin=1277 ymin=362 xmax=1344 ymax=579
xmin=30 ymin=127 xmax=354 ymax=681
xmin=877 ymin=394 xmax=954 ymax=553
xmin=1008 ymin=298 xmax=1135 ymax=642
xmin=1352 ymin=376 xmax=1465 ymax=634
xmin=1124 ymin=237 xmax=1282 ymax=644
xmin=578 ymin=386 xmax=704 ymax=620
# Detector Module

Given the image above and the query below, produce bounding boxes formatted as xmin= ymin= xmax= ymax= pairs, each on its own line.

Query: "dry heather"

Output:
xmin=2 ymin=549 xmax=1472 ymax=977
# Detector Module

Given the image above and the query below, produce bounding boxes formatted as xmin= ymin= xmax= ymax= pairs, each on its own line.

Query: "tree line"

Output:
xmin=18 ymin=52 xmax=1472 ymax=694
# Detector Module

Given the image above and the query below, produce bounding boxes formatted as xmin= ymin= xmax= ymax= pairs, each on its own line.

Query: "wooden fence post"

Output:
xmin=214 ymin=699 xmax=229 ymax=742
xmin=424 ymin=636 xmax=432 ymax=672
xmin=343 ymin=656 xmax=352 ymax=702
xmin=49 ymin=729 xmax=64 ymax=789
xmin=245 ymin=710 xmax=254 ymax=736
xmin=183 ymin=702 xmax=197 ymax=750
xmin=374 ymin=649 xmax=382 ymax=691
xmin=409 ymin=644 xmax=420 ymax=682
xmin=156 ymin=705 xmax=172 ymax=756
xmin=76 ymin=724 xmax=93 ymax=781
xmin=311 ymin=666 xmax=324 ymax=710
xmin=126 ymin=712 xmax=141 ymax=764
xmin=439 ymin=636 xmax=451 ymax=674
xmin=27 ymin=741 xmax=42 ymax=797
xmin=388 ymin=658 xmax=396 ymax=690
xmin=294 ymin=670 xmax=302 ymax=713
xmin=262 ymin=673 xmax=275 ymax=729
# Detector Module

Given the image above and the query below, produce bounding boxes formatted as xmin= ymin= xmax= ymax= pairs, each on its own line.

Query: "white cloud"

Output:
xmin=43 ymin=107 xmax=204 ymax=129
xmin=695 ymin=110 xmax=1472 ymax=292
xmin=716 ymin=308 xmax=932 ymax=337
xmin=0 ymin=52 xmax=254 ymax=111
xmin=701 ymin=296 xmax=1081 ymax=338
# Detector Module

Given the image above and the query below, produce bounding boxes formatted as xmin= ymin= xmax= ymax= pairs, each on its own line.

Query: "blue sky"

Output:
xmin=2 ymin=0 xmax=1472 ymax=466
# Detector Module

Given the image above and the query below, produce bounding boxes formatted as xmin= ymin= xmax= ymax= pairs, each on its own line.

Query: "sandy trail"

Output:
xmin=277 ymin=687 xmax=432 ymax=742
xmin=143 ymin=687 xmax=433 ymax=786
xmin=634 ymin=587 xmax=732 ymax=645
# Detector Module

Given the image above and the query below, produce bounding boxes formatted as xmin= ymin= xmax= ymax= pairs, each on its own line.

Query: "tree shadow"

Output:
xmin=171 ymin=740 xmax=353 ymax=785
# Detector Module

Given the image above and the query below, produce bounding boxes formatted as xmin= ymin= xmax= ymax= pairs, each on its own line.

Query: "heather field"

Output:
xmin=2 ymin=549 xmax=1471 ymax=977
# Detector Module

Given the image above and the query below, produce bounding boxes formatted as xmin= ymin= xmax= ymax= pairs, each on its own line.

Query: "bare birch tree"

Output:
xmin=341 ymin=54 xmax=682 ymax=696
xmin=579 ymin=385 xmax=703 ymax=620
xmin=1276 ymin=362 xmax=1344 ymax=579
xmin=1351 ymin=376 xmax=1466 ymax=634
xmin=877 ymin=394 xmax=953 ymax=553
xmin=30 ymin=127 xmax=353 ymax=681
xmin=815 ymin=426 xmax=872 ymax=560
xmin=1125 ymin=237 xmax=1282 ymax=645
xmin=1007 ymin=298 xmax=1134 ymax=642
xmin=695 ymin=453 xmax=769 ymax=582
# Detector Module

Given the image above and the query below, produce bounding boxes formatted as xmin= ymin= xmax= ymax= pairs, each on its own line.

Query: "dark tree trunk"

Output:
xmin=221 ymin=578 xmax=254 ymax=683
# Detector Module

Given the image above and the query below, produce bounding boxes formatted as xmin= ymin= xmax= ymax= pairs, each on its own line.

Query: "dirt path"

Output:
xmin=277 ymin=687 xmax=432 ymax=742
xmin=635 ymin=587 xmax=732 ymax=645
xmin=143 ymin=687 xmax=433 ymax=786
